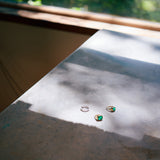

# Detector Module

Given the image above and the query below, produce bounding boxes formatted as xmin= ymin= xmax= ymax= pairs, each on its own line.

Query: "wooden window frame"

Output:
xmin=0 ymin=1 xmax=160 ymax=38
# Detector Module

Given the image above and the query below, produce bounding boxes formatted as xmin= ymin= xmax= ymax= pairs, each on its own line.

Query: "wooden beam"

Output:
xmin=0 ymin=1 xmax=160 ymax=32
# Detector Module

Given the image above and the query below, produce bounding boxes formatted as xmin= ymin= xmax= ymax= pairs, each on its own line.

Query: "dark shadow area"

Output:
xmin=0 ymin=6 xmax=96 ymax=35
xmin=0 ymin=101 xmax=160 ymax=160
xmin=65 ymin=47 xmax=160 ymax=83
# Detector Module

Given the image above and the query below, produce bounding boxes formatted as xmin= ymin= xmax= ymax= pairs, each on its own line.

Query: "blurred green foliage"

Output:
xmin=2 ymin=0 xmax=160 ymax=22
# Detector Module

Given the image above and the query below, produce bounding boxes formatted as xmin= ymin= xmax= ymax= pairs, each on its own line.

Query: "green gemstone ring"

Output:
xmin=106 ymin=106 xmax=116 ymax=112
xmin=94 ymin=114 xmax=103 ymax=121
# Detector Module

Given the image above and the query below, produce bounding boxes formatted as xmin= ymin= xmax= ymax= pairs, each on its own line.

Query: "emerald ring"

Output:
xmin=106 ymin=106 xmax=116 ymax=112
xmin=94 ymin=114 xmax=103 ymax=121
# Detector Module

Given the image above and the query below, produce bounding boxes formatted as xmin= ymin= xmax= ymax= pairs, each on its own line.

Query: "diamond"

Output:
xmin=80 ymin=106 xmax=89 ymax=112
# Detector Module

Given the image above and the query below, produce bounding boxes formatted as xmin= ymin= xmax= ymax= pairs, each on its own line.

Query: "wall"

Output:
xmin=0 ymin=21 xmax=90 ymax=111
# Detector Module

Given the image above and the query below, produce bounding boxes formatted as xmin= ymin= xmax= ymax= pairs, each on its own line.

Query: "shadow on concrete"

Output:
xmin=65 ymin=47 xmax=160 ymax=83
xmin=0 ymin=101 xmax=160 ymax=160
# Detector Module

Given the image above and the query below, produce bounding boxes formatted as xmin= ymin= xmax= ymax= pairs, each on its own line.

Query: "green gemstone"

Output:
xmin=112 ymin=107 xmax=116 ymax=112
xmin=98 ymin=115 xmax=103 ymax=121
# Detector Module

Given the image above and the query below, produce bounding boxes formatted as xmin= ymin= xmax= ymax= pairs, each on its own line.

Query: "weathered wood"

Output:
xmin=1 ymin=1 xmax=160 ymax=31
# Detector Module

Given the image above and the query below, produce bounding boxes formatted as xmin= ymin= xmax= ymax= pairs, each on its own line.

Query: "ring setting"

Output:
xmin=94 ymin=114 xmax=103 ymax=121
xmin=80 ymin=106 xmax=89 ymax=112
xmin=106 ymin=106 xmax=116 ymax=112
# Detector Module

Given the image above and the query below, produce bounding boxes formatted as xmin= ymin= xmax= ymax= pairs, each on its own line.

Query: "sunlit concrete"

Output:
xmin=17 ymin=30 xmax=160 ymax=140
xmin=82 ymin=30 xmax=160 ymax=65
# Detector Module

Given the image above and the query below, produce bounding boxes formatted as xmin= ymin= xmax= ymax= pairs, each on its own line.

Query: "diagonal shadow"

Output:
xmin=64 ymin=47 xmax=160 ymax=83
